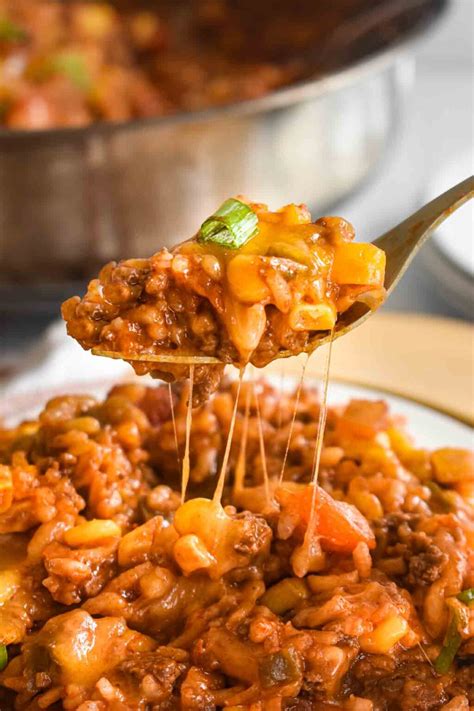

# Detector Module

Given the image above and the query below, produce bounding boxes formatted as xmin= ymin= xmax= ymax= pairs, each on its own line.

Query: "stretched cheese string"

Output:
xmin=234 ymin=381 xmax=251 ymax=494
xmin=277 ymin=365 xmax=286 ymax=430
xmin=181 ymin=365 xmax=194 ymax=503
xmin=213 ymin=367 xmax=245 ymax=505
xmin=279 ymin=355 xmax=309 ymax=484
xmin=302 ymin=333 xmax=334 ymax=555
xmin=253 ymin=375 xmax=271 ymax=505
xmin=168 ymin=383 xmax=180 ymax=468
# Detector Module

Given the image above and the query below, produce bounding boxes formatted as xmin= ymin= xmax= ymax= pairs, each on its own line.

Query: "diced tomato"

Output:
xmin=277 ymin=484 xmax=375 ymax=553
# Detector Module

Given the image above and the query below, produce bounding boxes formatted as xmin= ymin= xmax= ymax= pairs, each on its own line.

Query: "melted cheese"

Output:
xmin=234 ymin=382 xmax=251 ymax=495
xmin=181 ymin=365 xmax=194 ymax=503
xmin=253 ymin=377 xmax=271 ymax=506
xmin=279 ymin=355 xmax=309 ymax=484
xmin=213 ymin=368 xmax=244 ymax=505
xmin=168 ymin=382 xmax=180 ymax=468
xmin=301 ymin=333 xmax=335 ymax=564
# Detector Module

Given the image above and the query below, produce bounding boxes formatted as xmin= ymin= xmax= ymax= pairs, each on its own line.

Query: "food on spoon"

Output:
xmin=0 ymin=378 xmax=472 ymax=709
xmin=62 ymin=199 xmax=386 ymax=403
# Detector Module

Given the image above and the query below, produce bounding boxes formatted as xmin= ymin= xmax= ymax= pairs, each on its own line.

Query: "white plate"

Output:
xmin=324 ymin=381 xmax=472 ymax=449
xmin=2 ymin=374 xmax=472 ymax=450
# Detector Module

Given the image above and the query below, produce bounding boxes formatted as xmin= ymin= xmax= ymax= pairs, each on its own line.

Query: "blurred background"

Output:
xmin=0 ymin=0 xmax=472 ymax=368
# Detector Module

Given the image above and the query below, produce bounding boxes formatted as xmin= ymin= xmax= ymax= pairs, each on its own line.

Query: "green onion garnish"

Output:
xmin=434 ymin=617 xmax=462 ymax=674
xmin=458 ymin=588 xmax=474 ymax=606
xmin=48 ymin=52 xmax=92 ymax=92
xmin=198 ymin=199 xmax=258 ymax=249
xmin=0 ymin=18 xmax=28 ymax=42
xmin=0 ymin=645 xmax=7 ymax=672
xmin=434 ymin=603 xmax=468 ymax=674
xmin=52 ymin=52 xmax=92 ymax=91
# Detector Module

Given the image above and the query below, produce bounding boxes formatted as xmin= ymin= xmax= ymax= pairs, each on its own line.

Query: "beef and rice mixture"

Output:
xmin=0 ymin=0 xmax=298 ymax=130
xmin=0 ymin=0 xmax=436 ymax=131
xmin=62 ymin=201 xmax=386 ymax=406
xmin=0 ymin=378 xmax=472 ymax=710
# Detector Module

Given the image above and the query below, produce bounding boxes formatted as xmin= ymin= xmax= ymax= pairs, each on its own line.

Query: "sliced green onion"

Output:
xmin=458 ymin=588 xmax=474 ymax=606
xmin=198 ymin=199 xmax=258 ymax=249
xmin=0 ymin=645 xmax=7 ymax=672
xmin=48 ymin=52 xmax=92 ymax=91
xmin=0 ymin=18 xmax=28 ymax=42
xmin=435 ymin=617 xmax=461 ymax=674
xmin=434 ymin=603 xmax=468 ymax=674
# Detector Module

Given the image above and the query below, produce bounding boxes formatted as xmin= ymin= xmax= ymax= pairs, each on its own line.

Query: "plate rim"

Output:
xmin=2 ymin=373 xmax=472 ymax=431
xmin=326 ymin=375 xmax=473 ymax=429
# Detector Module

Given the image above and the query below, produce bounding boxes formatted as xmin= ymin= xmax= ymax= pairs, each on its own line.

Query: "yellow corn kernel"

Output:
xmin=173 ymin=534 xmax=215 ymax=575
xmin=118 ymin=519 xmax=158 ymax=568
xmin=349 ymin=489 xmax=384 ymax=521
xmin=261 ymin=578 xmax=309 ymax=614
xmin=116 ymin=421 xmax=141 ymax=449
xmin=74 ymin=4 xmax=116 ymax=39
xmin=359 ymin=614 xmax=408 ymax=654
xmin=173 ymin=498 xmax=227 ymax=552
xmin=387 ymin=427 xmax=414 ymax=456
xmin=0 ymin=569 xmax=21 ymax=606
xmin=62 ymin=417 xmax=101 ymax=435
xmin=401 ymin=448 xmax=432 ymax=480
xmin=227 ymin=255 xmax=270 ymax=303
xmin=0 ymin=466 xmax=13 ymax=514
xmin=64 ymin=519 xmax=121 ymax=548
xmin=288 ymin=302 xmax=337 ymax=332
xmin=432 ymin=448 xmax=474 ymax=484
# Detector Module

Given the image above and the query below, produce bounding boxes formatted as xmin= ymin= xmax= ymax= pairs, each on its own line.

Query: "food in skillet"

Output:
xmin=0 ymin=378 xmax=472 ymax=709
xmin=0 ymin=0 xmax=434 ymax=131
xmin=62 ymin=199 xmax=386 ymax=404
xmin=0 ymin=0 xmax=295 ymax=129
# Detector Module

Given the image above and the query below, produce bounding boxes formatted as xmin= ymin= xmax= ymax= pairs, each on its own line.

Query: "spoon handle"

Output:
xmin=374 ymin=175 xmax=474 ymax=293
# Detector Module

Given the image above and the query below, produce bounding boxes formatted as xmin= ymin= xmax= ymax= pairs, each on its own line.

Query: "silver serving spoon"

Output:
xmin=93 ymin=175 xmax=474 ymax=366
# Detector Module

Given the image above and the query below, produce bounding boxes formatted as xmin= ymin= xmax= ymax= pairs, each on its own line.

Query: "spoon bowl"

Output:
xmin=279 ymin=174 xmax=474 ymax=356
xmin=93 ymin=175 xmax=474 ymax=366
